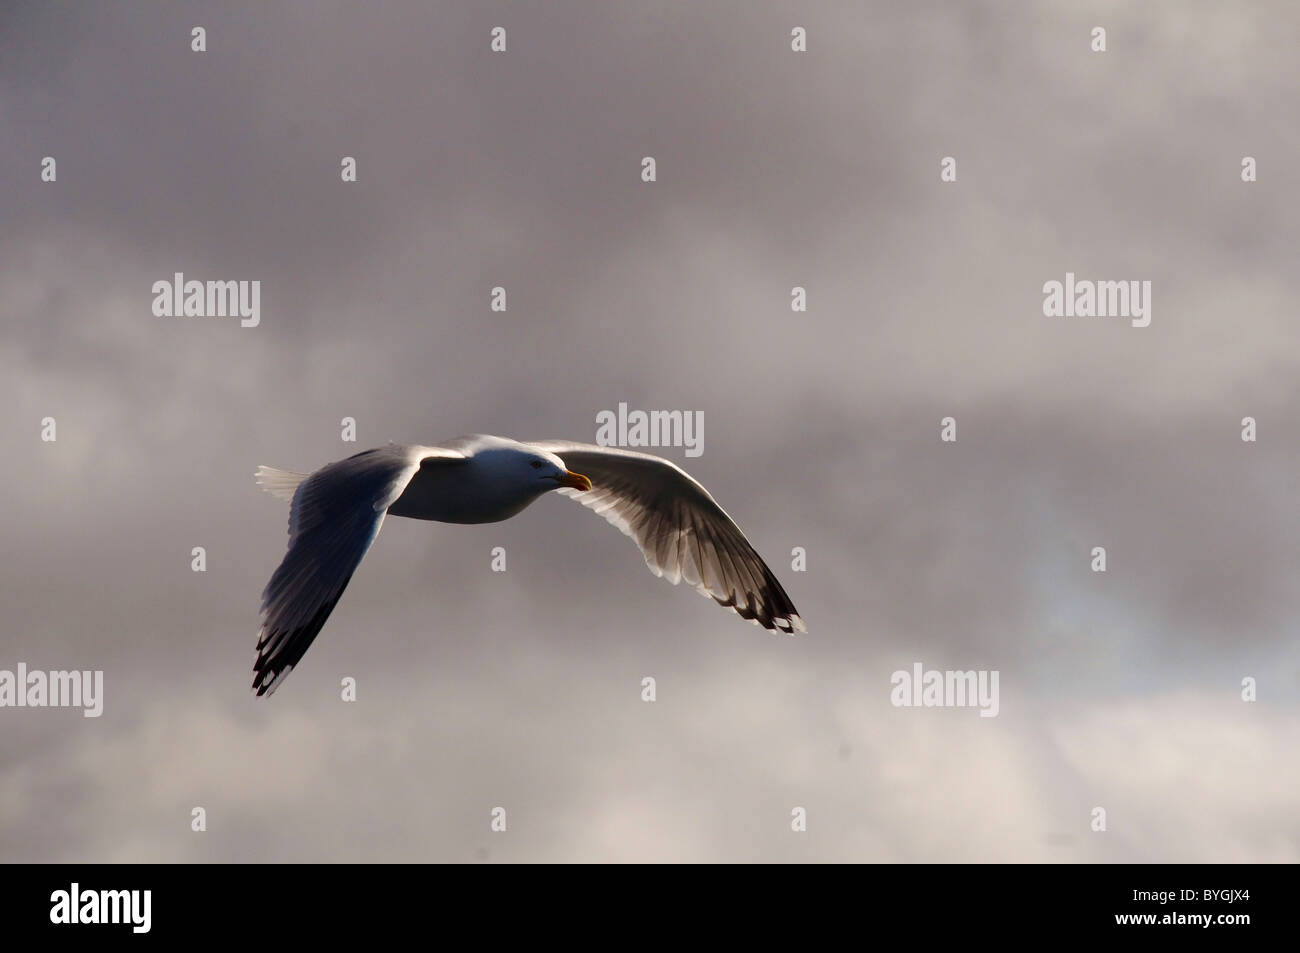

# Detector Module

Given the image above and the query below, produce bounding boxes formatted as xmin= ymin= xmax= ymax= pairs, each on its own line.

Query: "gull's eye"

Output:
xmin=530 ymin=460 xmax=544 ymax=469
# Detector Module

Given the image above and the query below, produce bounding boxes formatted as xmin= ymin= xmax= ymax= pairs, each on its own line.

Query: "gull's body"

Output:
xmin=252 ymin=434 xmax=804 ymax=695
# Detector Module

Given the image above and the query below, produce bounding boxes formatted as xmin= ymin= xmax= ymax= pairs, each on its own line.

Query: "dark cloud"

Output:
xmin=1 ymin=0 xmax=1295 ymax=861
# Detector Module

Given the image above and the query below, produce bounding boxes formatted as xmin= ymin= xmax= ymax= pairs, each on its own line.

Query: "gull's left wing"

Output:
xmin=252 ymin=444 xmax=464 ymax=695
xmin=529 ymin=441 xmax=805 ymax=633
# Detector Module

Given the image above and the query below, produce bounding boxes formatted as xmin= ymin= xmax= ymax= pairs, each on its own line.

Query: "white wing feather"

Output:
xmin=530 ymin=441 xmax=805 ymax=634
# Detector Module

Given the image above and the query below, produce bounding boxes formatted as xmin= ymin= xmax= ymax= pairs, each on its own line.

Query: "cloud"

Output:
xmin=1 ymin=0 xmax=1296 ymax=861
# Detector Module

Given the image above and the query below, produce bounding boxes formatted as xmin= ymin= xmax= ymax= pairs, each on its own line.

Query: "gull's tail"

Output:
xmin=255 ymin=465 xmax=308 ymax=502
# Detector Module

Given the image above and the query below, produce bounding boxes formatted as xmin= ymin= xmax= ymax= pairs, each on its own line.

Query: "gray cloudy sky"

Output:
xmin=2 ymin=1 xmax=1297 ymax=862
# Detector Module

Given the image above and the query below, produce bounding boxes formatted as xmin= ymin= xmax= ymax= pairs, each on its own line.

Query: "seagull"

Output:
xmin=251 ymin=435 xmax=805 ymax=695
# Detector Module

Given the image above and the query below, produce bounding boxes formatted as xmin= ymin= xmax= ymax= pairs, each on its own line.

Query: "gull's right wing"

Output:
xmin=530 ymin=441 xmax=805 ymax=634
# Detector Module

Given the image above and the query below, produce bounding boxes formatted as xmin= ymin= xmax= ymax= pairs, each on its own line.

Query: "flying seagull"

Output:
xmin=251 ymin=434 xmax=805 ymax=695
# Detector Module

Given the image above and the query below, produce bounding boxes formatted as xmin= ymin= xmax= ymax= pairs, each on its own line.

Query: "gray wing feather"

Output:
xmin=252 ymin=444 xmax=460 ymax=695
xmin=530 ymin=441 xmax=805 ymax=634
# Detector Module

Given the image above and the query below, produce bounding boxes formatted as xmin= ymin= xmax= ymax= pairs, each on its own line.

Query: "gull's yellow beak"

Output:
xmin=554 ymin=470 xmax=593 ymax=491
